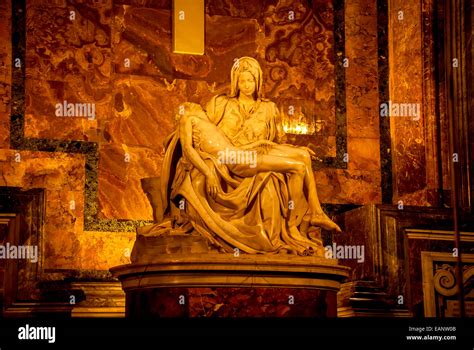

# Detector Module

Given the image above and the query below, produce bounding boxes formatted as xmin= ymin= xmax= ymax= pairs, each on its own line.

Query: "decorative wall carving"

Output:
xmin=422 ymin=252 xmax=474 ymax=317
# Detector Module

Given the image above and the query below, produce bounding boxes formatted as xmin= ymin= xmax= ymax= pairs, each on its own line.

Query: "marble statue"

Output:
xmin=139 ymin=57 xmax=341 ymax=257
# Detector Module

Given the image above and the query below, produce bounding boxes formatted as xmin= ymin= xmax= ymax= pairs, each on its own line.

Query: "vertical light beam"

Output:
xmin=173 ymin=0 xmax=205 ymax=55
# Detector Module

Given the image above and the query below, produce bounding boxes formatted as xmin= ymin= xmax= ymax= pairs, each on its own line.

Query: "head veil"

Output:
xmin=229 ymin=57 xmax=264 ymax=99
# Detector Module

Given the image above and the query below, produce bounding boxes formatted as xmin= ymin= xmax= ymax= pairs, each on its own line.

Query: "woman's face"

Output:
xmin=237 ymin=71 xmax=256 ymax=98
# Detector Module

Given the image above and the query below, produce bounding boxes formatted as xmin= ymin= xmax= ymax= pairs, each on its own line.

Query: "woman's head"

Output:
xmin=230 ymin=57 xmax=263 ymax=100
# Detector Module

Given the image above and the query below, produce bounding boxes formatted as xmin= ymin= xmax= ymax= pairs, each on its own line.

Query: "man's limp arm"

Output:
xmin=179 ymin=116 xmax=213 ymax=178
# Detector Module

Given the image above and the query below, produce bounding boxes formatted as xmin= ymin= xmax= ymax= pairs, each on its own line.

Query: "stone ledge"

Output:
xmin=111 ymin=253 xmax=349 ymax=317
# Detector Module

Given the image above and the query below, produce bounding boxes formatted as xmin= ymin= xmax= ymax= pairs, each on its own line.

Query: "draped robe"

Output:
xmin=158 ymin=94 xmax=319 ymax=254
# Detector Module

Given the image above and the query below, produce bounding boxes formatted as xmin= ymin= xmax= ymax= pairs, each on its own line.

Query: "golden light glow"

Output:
xmin=282 ymin=114 xmax=318 ymax=135
xmin=280 ymin=102 xmax=321 ymax=135
xmin=283 ymin=122 xmax=310 ymax=135
xmin=173 ymin=0 xmax=205 ymax=55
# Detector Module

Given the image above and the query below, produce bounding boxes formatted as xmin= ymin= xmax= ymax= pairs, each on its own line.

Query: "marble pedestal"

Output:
xmin=111 ymin=235 xmax=349 ymax=318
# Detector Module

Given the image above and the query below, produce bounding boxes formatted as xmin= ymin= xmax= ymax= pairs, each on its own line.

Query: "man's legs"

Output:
xmin=264 ymin=145 xmax=341 ymax=232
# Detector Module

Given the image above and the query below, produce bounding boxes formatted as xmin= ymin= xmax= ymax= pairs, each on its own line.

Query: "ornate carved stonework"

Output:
xmin=422 ymin=252 xmax=474 ymax=317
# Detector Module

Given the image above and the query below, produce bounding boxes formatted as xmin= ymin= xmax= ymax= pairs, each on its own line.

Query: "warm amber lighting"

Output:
xmin=173 ymin=0 xmax=205 ymax=55
xmin=283 ymin=123 xmax=310 ymax=135
xmin=280 ymin=102 xmax=320 ymax=135
xmin=282 ymin=115 xmax=318 ymax=135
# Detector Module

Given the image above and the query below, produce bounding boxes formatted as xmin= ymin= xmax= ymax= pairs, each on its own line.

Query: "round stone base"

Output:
xmin=125 ymin=286 xmax=338 ymax=317
xmin=111 ymin=252 xmax=349 ymax=318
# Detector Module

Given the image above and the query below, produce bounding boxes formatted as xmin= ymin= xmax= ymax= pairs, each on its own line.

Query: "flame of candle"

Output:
xmin=281 ymin=106 xmax=317 ymax=135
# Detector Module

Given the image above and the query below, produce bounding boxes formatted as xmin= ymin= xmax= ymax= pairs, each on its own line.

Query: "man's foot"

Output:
xmin=310 ymin=213 xmax=342 ymax=233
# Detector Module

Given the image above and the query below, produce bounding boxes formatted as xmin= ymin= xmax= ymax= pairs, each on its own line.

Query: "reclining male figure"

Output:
xmin=177 ymin=103 xmax=341 ymax=234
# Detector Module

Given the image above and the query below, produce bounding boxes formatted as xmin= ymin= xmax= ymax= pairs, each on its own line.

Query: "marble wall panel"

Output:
xmin=103 ymin=75 xmax=221 ymax=149
xmin=98 ymin=143 xmax=163 ymax=220
xmin=0 ymin=150 xmax=86 ymax=270
xmin=342 ymin=0 xmax=381 ymax=204
xmin=313 ymin=0 xmax=381 ymax=204
xmin=345 ymin=0 xmax=379 ymax=139
xmin=44 ymin=229 xmax=134 ymax=270
xmin=112 ymin=5 xmax=258 ymax=83
xmin=347 ymin=137 xmax=380 ymax=171
xmin=312 ymin=0 xmax=336 ymax=138
xmin=114 ymin=0 xmax=169 ymax=9
xmin=0 ymin=0 xmax=11 ymax=148
xmin=25 ymin=1 xmax=112 ymax=141
xmin=24 ymin=78 xmax=107 ymax=141
xmin=127 ymin=286 xmax=336 ymax=317
xmin=389 ymin=0 xmax=428 ymax=205
xmin=315 ymin=169 xmax=381 ymax=204
xmin=0 ymin=149 xmax=84 ymax=191
xmin=188 ymin=287 xmax=334 ymax=317
xmin=26 ymin=2 xmax=112 ymax=80
xmin=0 ymin=148 xmax=134 ymax=271
xmin=206 ymin=0 xmax=278 ymax=20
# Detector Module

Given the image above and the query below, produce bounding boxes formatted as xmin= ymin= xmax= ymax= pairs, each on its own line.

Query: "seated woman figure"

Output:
xmin=192 ymin=57 xmax=341 ymax=233
xmin=178 ymin=101 xmax=340 ymax=255
xmin=178 ymin=103 xmax=311 ymax=227
xmin=155 ymin=57 xmax=340 ymax=256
